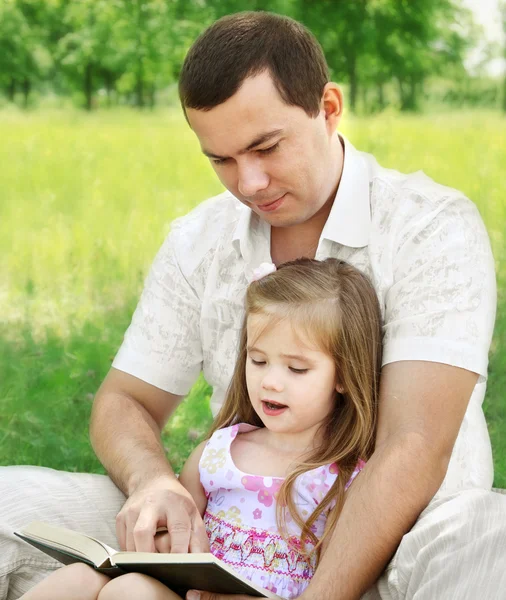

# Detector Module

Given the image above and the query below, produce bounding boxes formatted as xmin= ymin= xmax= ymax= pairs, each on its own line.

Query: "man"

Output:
xmin=1 ymin=11 xmax=505 ymax=600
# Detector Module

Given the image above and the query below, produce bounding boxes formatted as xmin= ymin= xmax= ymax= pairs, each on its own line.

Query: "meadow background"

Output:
xmin=1 ymin=0 xmax=506 ymax=487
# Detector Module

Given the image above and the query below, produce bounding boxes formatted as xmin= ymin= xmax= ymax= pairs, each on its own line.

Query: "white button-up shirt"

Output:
xmin=113 ymin=137 xmax=496 ymax=493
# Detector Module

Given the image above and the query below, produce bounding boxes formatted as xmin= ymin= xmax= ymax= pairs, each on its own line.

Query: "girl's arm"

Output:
xmin=178 ymin=440 xmax=209 ymax=517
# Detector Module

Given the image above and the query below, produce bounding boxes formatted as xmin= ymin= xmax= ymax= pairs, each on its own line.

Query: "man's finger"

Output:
xmin=166 ymin=516 xmax=193 ymax=553
xmin=115 ymin=511 xmax=127 ymax=551
xmin=154 ymin=531 xmax=171 ymax=553
xmin=189 ymin=514 xmax=210 ymax=553
xmin=132 ymin=506 xmax=160 ymax=552
xmin=124 ymin=510 xmax=139 ymax=552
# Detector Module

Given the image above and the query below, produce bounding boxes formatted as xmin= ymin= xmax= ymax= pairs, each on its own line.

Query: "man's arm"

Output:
xmin=90 ymin=367 xmax=209 ymax=554
xmin=192 ymin=360 xmax=478 ymax=600
xmin=297 ymin=360 xmax=478 ymax=600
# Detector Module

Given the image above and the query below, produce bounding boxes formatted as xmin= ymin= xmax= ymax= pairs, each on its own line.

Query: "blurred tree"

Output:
xmin=111 ymin=0 xmax=172 ymax=108
xmin=294 ymin=0 xmax=369 ymax=113
xmin=291 ymin=0 xmax=471 ymax=113
xmin=0 ymin=0 xmax=52 ymax=107
xmin=170 ymin=0 xmax=214 ymax=81
xmin=501 ymin=1 xmax=506 ymax=112
xmin=209 ymin=0 xmax=294 ymax=19
xmin=57 ymin=0 xmax=123 ymax=109
xmin=55 ymin=0 xmax=207 ymax=109
xmin=367 ymin=0 xmax=473 ymax=112
xmin=0 ymin=1 xmax=26 ymax=102
xmin=0 ymin=0 xmax=486 ymax=112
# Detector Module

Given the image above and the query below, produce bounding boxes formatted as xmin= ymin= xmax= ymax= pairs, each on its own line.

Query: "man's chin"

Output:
xmin=256 ymin=210 xmax=307 ymax=228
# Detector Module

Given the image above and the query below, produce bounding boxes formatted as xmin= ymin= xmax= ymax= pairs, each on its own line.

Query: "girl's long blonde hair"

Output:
xmin=209 ymin=258 xmax=383 ymax=560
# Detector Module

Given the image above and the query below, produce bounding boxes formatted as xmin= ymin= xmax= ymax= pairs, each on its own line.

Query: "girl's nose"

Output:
xmin=261 ymin=368 xmax=284 ymax=393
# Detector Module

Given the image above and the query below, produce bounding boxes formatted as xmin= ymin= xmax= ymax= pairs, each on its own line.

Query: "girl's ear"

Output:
xmin=336 ymin=383 xmax=345 ymax=394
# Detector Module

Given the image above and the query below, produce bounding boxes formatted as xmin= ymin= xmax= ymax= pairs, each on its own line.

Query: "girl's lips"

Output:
xmin=261 ymin=400 xmax=288 ymax=416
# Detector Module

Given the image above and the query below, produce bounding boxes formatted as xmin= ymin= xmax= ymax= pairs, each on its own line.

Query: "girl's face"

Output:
xmin=245 ymin=313 xmax=339 ymax=440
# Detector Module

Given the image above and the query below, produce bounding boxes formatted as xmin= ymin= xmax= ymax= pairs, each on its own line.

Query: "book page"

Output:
xmin=17 ymin=521 xmax=117 ymax=567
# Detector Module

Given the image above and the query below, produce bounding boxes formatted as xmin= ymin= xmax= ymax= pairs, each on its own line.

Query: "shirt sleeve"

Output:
xmin=382 ymin=194 xmax=496 ymax=381
xmin=112 ymin=227 xmax=203 ymax=395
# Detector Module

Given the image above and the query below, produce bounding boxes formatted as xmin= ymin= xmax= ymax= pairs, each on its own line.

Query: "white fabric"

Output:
xmin=376 ymin=488 xmax=506 ymax=599
xmin=0 ymin=467 xmax=125 ymax=600
xmin=1 ymin=466 xmax=505 ymax=600
xmin=1 ymin=136 xmax=499 ymax=598
xmin=113 ymin=136 xmax=497 ymax=494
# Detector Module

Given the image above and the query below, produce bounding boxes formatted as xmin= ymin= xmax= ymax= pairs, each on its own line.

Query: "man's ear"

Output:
xmin=321 ymin=82 xmax=343 ymax=133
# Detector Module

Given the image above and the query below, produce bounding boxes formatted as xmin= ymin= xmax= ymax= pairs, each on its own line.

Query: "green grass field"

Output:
xmin=1 ymin=107 xmax=505 ymax=487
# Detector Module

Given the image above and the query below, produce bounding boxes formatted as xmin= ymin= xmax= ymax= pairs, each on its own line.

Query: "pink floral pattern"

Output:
xmin=241 ymin=475 xmax=283 ymax=507
xmin=199 ymin=424 xmax=365 ymax=599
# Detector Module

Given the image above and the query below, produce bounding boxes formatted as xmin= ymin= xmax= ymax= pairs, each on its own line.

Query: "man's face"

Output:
xmin=186 ymin=71 xmax=340 ymax=228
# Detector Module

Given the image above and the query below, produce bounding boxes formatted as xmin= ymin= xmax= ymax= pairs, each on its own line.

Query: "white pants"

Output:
xmin=1 ymin=466 xmax=506 ymax=600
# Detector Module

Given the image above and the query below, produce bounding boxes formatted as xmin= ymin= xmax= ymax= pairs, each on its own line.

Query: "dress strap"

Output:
xmin=199 ymin=423 xmax=258 ymax=495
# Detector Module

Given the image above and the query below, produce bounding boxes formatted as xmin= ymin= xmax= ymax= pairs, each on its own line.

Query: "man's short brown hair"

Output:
xmin=178 ymin=11 xmax=329 ymax=119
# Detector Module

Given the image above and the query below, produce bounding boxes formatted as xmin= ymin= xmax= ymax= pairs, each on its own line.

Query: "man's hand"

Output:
xmin=116 ymin=474 xmax=209 ymax=553
xmin=91 ymin=369 xmax=209 ymax=554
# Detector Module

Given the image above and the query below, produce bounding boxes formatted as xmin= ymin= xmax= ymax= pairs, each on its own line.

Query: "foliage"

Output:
xmin=0 ymin=0 xmax=53 ymax=107
xmin=1 ymin=108 xmax=505 ymax=486
xmin=501 ymin=1 xmax=506 ymax=112
xmin=0 ymin=0 xmax=497 ymax=112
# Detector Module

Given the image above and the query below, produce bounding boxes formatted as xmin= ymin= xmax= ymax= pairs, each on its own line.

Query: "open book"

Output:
xmin=15 ymin=521 xmax=279 ymax=598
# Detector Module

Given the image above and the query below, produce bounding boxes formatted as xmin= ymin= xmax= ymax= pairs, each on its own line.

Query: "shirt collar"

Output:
xmin=232 ymin=204 xmax=270 ymax=266
xmin=232 ymin=135 xmax=371 ymax=260
xmin=232 ymin=203 xmax=251 ymax=257
xmin=320 ymin=135 xmax=371 ymax=248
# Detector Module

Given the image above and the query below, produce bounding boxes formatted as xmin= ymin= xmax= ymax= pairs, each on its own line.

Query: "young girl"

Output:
xmin=22 ymin=258 xmax=382 ymax=600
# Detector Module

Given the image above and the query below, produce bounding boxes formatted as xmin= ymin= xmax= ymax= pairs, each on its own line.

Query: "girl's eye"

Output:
xmin=251 ymin=358 xmax=266 ymax=366
xmin=289 ymin=367 xmax=308 ymax=374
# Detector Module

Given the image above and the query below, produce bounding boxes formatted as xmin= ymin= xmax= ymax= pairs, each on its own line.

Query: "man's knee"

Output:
xmin=0 ymin=522 xmax=60 ymax=600
xmin=416 ymin=488 xmax=506 ymax=541
xmin=0 ymin=559 xmax=59 ymax=600
xmin=0 ymin=466 xmax=124 ymax=600
xmin=386 ymin=489 xmax=506 ymax=599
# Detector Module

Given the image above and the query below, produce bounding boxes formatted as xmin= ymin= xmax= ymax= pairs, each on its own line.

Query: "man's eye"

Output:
xmin=212 ymin=143 xmax=279 ymax=165
xmin=258 ymin=143 xmax=279 ymax=155
xmin=289 ymin=367 xmax=308 ymax=374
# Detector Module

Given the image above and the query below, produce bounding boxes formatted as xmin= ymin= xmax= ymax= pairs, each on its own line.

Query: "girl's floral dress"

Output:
xmin=199 ymin=424 xmax=365 ymax=599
